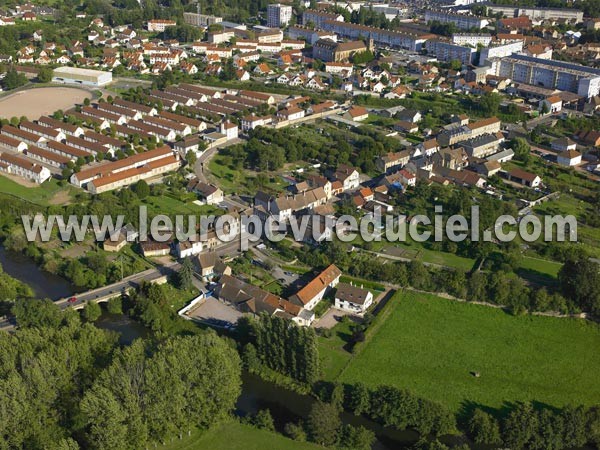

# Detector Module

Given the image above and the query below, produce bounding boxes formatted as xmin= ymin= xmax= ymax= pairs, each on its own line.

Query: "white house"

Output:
xmin=344 ymin=106 xmax=369 ymax=122
xmin=551 ymin=137 xmax=577 ymax=152
xmin=220 ymin=121 xmax=239 ymax=140
xmin=334 ymin=164 xmax=360 ymax=191
xmin=557 ymin=149 xmax=582 ymax=167
xmin=334 ymin=282 xmax=373 ymax=314
xmin=397 ymin=168 xmax=416 ymax=187
xmin=540 ymin=95 xmax=562 ymax=113
xmin=175 ymin=240 xmax=203 ymax=258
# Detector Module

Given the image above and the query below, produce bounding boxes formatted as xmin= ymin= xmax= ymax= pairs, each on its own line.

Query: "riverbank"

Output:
xmin=0 ymin=245 xmax=73 ymax=300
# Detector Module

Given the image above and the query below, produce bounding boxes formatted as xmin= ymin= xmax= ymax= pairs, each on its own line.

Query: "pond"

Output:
xmin=0 ymin=245 xmax=73 ymax=300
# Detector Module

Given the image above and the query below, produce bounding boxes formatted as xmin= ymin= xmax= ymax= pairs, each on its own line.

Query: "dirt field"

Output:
xmin=0 ymin=87 xmax=92 ymax=119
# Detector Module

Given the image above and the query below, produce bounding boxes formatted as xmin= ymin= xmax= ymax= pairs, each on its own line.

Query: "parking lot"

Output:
xmin=187 ymin=296 xmax=243 ymax=325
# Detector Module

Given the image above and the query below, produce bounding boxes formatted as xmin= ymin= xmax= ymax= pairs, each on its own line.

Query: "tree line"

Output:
xmin=468 ymin=403 xmax=600 ymax=449
xmin=286 ymin=238 xmax=596 ymax=317
xmin=239 ymin=314 xmax=321 ymax=384
xmin=0 ymin=298 xmax=241 ymax=450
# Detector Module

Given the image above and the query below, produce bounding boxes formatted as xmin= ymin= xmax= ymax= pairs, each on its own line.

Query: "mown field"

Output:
xmin=161 ymin=421 xmax=321 ymax=450
xmin=329 ymin=291 xmax=600 ymax=412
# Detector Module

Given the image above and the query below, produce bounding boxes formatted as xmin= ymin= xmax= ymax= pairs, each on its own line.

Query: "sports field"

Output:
xmin=162 ymin=421 xmax=320 ymax=450
xmin=0 ymin=86 xmax=91 ymax=119
xmin=333 ymin=291 xmax=600 ymax=412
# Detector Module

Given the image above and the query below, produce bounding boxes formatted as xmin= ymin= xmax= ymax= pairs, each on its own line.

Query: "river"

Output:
xmin=237 ymin=372 xmax=423 ymax=450
xmin=0 ymin=248 xmax=454 ymax=448
xmin=0 ymin=245 xmax=73 ymax=300
xmin=94 ymin=312 xmax=149 ymax=345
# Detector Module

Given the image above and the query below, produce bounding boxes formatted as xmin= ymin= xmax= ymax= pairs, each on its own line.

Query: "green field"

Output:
xmin=517 ymin=256 xmax=562 ymax=285
xmin=144 ymin=194 xmax=221 ymax=217
xmin=331 ymin=291 xmax=600 ymax=412
xmin=0 ymin=175 xmax=75 ymax=205
xmin=161 ymin=421 xmax=320 ymax=450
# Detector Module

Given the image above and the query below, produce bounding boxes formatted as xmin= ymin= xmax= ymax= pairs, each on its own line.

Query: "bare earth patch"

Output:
xmin=2 ymin=173 xmax=38 ymax=187
xmin=48 ymin=190 xmax=71 ymax=205
xmin=0 ymin=87 xmax=92 ymax=120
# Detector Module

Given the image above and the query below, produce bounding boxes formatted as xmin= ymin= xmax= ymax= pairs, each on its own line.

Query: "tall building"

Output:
xmin=498 ymin=54 xmax=600 ymax=99
xmin=183 ymin=12 xmax=222 ymax=28
xmin=425 ymin=40 xmax=476 ymax=65
xmin=424 ymin=10 xmax=489 ymax=30
xmin=267 ymin=3 xmax=292 ymax=28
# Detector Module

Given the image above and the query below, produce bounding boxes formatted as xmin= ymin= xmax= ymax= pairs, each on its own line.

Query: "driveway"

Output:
xmin=187 ymin=297 xmax=243 ymax=324
xmin=312 ymin=308 xmax=355 ymax=329
xmin=271 ymin=266 xmax=299 ymax=286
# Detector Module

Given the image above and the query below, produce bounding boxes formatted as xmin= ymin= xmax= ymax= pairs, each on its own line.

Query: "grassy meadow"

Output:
xmin=321 ymin=291 xmax=600 ymax=412
xmin=161 ymin=421 xmax=321 ymax=450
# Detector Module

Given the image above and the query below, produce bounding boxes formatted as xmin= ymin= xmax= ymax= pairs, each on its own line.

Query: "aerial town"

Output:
xmin=0 ymin=0 xmax=600 ymax=449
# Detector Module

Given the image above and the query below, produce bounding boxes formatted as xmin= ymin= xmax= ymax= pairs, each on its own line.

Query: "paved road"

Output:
xmin=194 ymin=138 xmax=243 ymax=184
xmin=56 ymin=263 xmax=179 ymax=309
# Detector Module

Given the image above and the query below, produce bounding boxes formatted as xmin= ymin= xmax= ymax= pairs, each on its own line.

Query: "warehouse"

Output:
xmin=52 ymin=67 xmax=113 ymax=87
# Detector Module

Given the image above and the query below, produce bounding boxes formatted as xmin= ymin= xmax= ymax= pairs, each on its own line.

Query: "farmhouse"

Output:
xmin=216 ymin=274 xmax=315 ymax=326
xmin=195 ymin=252 xmax=231 ymax=280
xmin=344 ymin=106 xmax=369 ymax=122
xmin=551 ymin=137 xmax=577 ymax=152
xmin=187 ymin=180 xmax=224 ymax=205
xmin=175 ymin=240 xmax=203 ymax=258
xmin=103 ymin=230 xmax=128 ymax=252
xmin=289 ymin=264 xmax=342 ymax=311
xmin=140 ymin=241 xmax=171 ymax=257
xmin=334 ymin=282 xmax=373 ymax=314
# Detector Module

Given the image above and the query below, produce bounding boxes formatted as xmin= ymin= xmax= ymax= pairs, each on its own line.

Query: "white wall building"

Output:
xmin=267 ymin=3 xmax=292 ymax=28
xmin=498 ymin=54 xmax=600 ymax=99
xmin=479 ymin=41 xmax=523 ymax=66
xmin=0 ymin=152 xmax=51 ymax=183
xmin=452 ymin=33 xmax=492 ymax=47
xmin=52 ymin=67 xmax=112 ymax=87
xmin=147 ymin=19 xmax=176 ymax=32
xmin=334 ymin=283 xmax=373 ymax=314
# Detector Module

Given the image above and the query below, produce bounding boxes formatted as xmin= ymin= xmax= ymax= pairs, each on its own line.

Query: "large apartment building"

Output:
xmin=321 ymin=20 xmax=433 ymax=52
xmin=425 ymin=10 xmax=489 ymax=30
xmin=302 ymin=9 xmax=344 ymax=29
xmin=267 ymin=3 xmax=292 ymax=28
xmin=425 ymin=40 xmax=476 ymax=65
xmin=147 ymin=19 xmax=176 ymax=32
xmin=498 ymin=54 xmax=600 ymax=98
xmin=478 ymin=40 xmax=524 ymax=66
xmin=485 ymin=5 xmax=583 ymax=23
xmin=452 ymin=33 xmax=492 ymax=47
xmin=438 ymin=117 xmax=502 ymax=146
xmin=183 ymin=12 xmax=222 ymax=28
